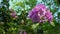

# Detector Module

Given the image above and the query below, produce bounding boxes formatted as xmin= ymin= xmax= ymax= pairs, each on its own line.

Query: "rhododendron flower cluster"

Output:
xmin=19 ymin=30 xmax=26 ymax=34
xmin=9 ymin=7 xmax=17 ymax=18
xmin=28 ymin=4 xmax=53 ymax=23
xmin=10 ymin=12 xmax=17 ymax=18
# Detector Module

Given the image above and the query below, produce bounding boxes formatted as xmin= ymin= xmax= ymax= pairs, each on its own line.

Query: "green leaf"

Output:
xmin=50 ymin=22 xmax=55 ymax=27
xmin=31 ymin=23 xmax=39 ymax=30
xmin=15 ymin=2 xmax=24 ymax=8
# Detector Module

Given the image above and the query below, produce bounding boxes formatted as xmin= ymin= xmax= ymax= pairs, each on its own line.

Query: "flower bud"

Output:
xmin=10 ymin=12 xmax=16 ymax=18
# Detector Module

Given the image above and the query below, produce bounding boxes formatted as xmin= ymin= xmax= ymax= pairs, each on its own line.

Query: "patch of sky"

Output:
xmin=0 ymin=0 xmax=3 ymax=4
xmin=58 ymin=6 xmax=60 ymax=12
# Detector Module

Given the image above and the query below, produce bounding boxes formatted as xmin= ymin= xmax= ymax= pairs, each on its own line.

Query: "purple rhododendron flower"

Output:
xmin=19 ymin=30 xmax=26 ymax=34
xmin=10 ymin=12 xmax=17 ymax=18
xmin=24 ymin=31 xmax=26 ymax=34
xmin=45 ymin=9 xmax=53 ymax=22
xmin=28 ymin=4 xmax=53 ymax=23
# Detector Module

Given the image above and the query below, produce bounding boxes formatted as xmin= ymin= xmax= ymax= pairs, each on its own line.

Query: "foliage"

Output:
xmin=0 ymin=0 xmax=60 ymax=34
